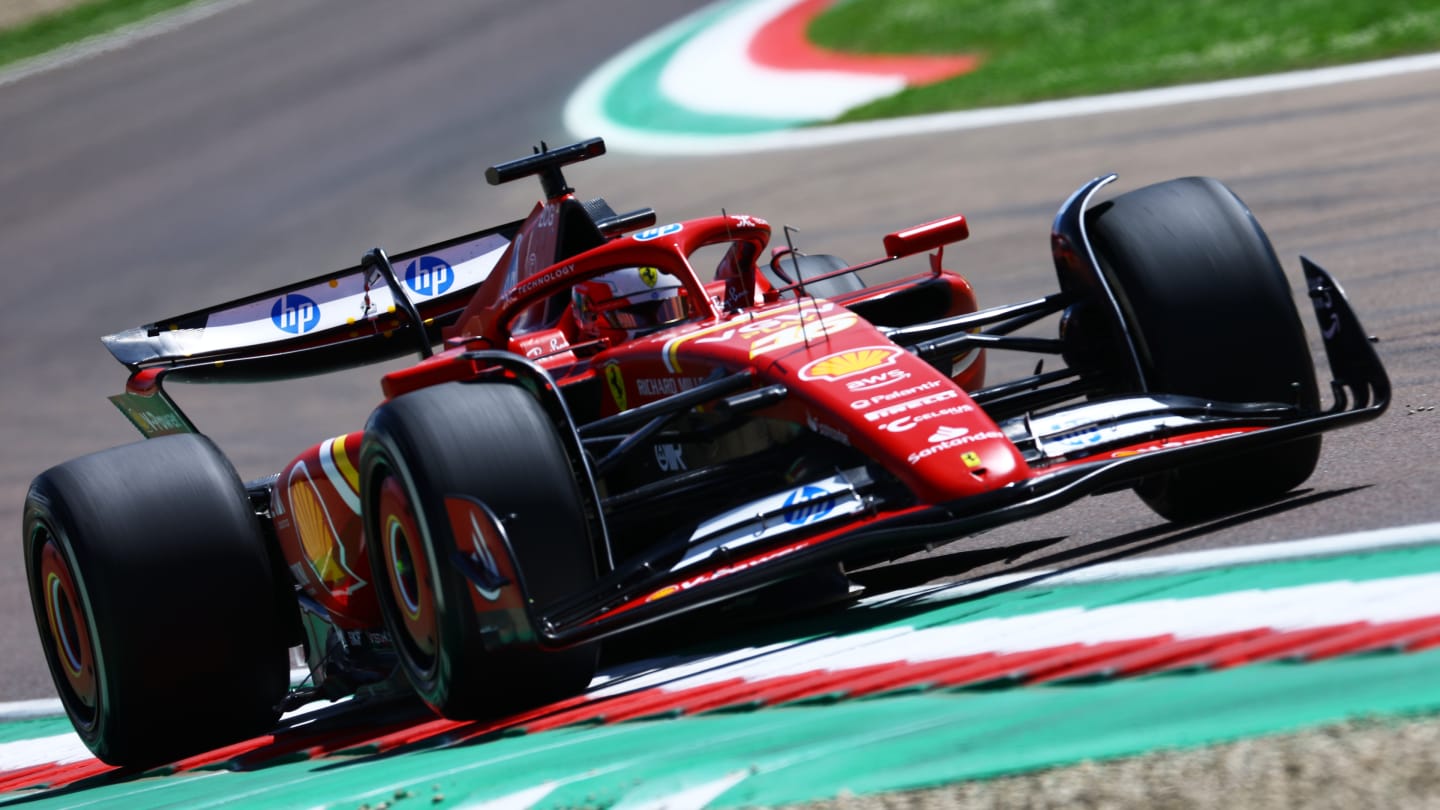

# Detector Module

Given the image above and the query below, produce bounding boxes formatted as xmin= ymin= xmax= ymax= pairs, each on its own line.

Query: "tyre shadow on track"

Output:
xmin=856 ymin=485 xmax=1373 ymax=593
xmin=650 ymin=485 xmax=1372 ymax=652
xmin=874 ymin=484 xmax=1366 ymax=608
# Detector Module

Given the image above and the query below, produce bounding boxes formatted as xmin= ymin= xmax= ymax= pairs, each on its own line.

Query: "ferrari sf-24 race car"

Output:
xmin=25 ymin=138 xmax=1389 ymax=767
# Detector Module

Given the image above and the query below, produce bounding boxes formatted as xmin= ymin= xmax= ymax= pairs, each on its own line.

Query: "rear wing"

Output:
xmin=103 ymin=220 xmax=520 ymax=383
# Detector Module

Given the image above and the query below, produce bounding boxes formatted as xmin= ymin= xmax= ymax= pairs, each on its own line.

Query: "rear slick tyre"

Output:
xmin=360 ymin=382 xmax=600 ymax=720
xmin=1087 ymin=177 xmax=1322 ymax=523
xmin=24 ymin=434 xmax=291 ymax=768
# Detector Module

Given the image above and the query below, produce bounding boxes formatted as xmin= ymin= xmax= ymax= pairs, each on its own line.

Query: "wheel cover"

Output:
xmin=38 ymin=537 xmax=97 ymax=714
xmin=449 ymin=496 xmax=508 ymax=609
xmin=376 ymin=475 xmax=437 ymax=662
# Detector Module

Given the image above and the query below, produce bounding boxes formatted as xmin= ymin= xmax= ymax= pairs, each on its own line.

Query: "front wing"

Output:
xmin=458 ymin=258 xmax=1388 ymax=649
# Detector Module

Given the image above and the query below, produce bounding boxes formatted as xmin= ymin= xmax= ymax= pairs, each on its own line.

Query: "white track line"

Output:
xmin=1042 ymin=520 xmax=1440 ymax=584
xmin=567 ymin=13 xmax=1440 ymax=156
xmin=858 ymin=520 xmax=1440 ymax=608
xmin=3 ymin=522 xmax=1437 ymax=774
xmin=636 ymin=572 xmax=1440 ymax=690
xmin=659 ymin=0 xmax=905 ymax=120
xmin=7 ymin=523 xmax=1440 ymax=718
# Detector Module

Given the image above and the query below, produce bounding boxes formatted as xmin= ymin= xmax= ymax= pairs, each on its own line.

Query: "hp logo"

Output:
xmin=271 ymin=293 xmax=320 ymax=334
xmin=782 ymin=486 xmax=834 ymax=526
xmin=633 ymin=222 xmax=683 ymax=242
xmin=404 ymin=256 xmax=454 ymax=297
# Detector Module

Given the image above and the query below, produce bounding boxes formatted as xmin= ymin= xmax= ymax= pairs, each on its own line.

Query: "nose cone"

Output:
xmin=783 ymin=342 xmax=1028 ymax=503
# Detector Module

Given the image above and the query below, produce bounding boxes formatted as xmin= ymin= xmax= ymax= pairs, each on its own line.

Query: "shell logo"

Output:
xmin=285 ymin=444 xmax=368 ymax=598
xmin=799 ymin=346 xmax=901 ymax=381
xmin=645 ymin=584 xmax=681 ymax=603
xmin=292 ymin=482 xmax=350 ymax=588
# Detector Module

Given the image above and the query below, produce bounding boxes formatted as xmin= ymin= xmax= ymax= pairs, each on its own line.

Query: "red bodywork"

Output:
xmin=272 ymin=432 xmax=376 ymax=629
xmin=50 ymin=139 xmax=1390 ymax=766
xmin=270 ymin=189 xmax=1004 ymax=629
xmin=226 ymin=146 xmax=1382 ymax=643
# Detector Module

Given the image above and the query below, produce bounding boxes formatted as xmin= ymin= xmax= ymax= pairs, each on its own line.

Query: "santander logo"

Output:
xmin=907 ymin=425 xmax=1005 ymax=465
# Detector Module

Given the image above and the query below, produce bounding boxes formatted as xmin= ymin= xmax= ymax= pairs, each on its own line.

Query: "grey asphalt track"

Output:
xmin=1 ymin=0 xmax=1437 ymax=703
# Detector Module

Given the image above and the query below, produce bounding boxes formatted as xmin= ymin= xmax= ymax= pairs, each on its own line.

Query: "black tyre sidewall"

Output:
xmin=1088 ymin=177 xmax=1322 ymax=521
xmin=360 ymin=382 xmax=600 ymax=719
xmin=24 ymin=434 xmax=289 ymax=768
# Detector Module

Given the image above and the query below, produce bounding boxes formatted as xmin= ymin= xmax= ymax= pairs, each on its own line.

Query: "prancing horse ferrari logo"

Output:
xmin=604 ymin=364 xmax=628 ymax=411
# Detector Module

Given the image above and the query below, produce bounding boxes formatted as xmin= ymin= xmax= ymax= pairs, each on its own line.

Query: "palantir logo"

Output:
xmin=271 ymin=293 xmax=320 ymax=334
xmin=404 ymin=256 xmax=454 ymax=297
xmin=783 ymin=485 xmax=834 ymax=526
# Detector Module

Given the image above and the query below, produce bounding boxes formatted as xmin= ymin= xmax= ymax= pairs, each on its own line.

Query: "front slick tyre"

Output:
xmin=24 ymin=434 xmax=290 ymax=768
xmin=361 ymin=382 xmax=600 ymax=720
xmin=1088 ymin=177 xmax=1322 ymax=523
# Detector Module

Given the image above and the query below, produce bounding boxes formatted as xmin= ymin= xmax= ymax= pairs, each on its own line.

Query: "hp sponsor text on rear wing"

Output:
xmin=104 ymin=221 xmax=518 ymax=437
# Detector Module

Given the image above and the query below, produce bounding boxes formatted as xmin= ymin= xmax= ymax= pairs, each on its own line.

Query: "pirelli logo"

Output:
xmin=863 ymin=390 xmax=958 ymax=422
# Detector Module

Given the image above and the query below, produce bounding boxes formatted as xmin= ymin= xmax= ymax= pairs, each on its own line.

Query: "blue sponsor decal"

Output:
xmin=633 ymin=223 xmax=683 ymax=241
xmin=271 ymin=293 xmax=320 ymax=334
xmin=783 ymin=485 xmax=834 ymax=526
xmin=404 ymin=256 xmax=455 ymax=297
xmin=1051 ymin=428 xmax=1106 ymax=451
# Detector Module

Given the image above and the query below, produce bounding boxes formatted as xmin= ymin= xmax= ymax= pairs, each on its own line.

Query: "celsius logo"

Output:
xmin=404 ymin=256 xmax=454 ymax=297
xmin=271 ymin=293 xmax=320 ymax=334
xmin=783 ymin=486 xmax=834 ymax=526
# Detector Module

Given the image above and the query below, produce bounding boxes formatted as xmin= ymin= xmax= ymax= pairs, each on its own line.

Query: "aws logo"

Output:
xmin=271 ymin=293 xmax=320 ymax=334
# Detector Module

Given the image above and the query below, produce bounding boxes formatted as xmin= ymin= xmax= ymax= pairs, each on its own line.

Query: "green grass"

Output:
xmin=810 ymin=0 xmax=1440 ymax=121
xmin=0 ymin=0 xmax=200 ymax=69
xmin=7 ymin=0 xmax=1440 ymax=124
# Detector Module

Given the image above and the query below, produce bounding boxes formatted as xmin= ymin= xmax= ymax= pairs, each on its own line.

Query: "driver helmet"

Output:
xmin=572 ymin=266 xmax=687 ymax=342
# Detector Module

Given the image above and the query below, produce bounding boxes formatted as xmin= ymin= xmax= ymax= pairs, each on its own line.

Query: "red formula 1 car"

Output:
xmin=24 ymin=138 xmax=1389 ymax=766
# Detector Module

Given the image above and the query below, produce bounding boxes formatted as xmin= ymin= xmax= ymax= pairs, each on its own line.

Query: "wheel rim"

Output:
xmin=37 ymin=534 xmax=98 ymax=716
xmin=388 ymin=518 xmax=423 ymax=618
xmin=376 ymin=474 xmax=438 ymax=664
